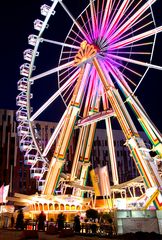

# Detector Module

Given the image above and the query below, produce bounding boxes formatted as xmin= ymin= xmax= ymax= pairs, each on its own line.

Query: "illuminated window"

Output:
xmin=65 ymin=204 xmax=70 ymax=210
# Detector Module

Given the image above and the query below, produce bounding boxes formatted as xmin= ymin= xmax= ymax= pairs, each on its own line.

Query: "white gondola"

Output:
xmin=24 ymin=154 xmax=36 ymax=165
xmin=20 ymin=63 xmax=36 ymax=77
xmin=16 ymin=92 xmax=33 ymax=107
xmin=17 ymin=124 xmax=30 ymax=137
xmin=16 ymin=107 xmax=28 ymax=121
xmin=20 ymin=142 xmax=36 ymax=152
xmin=30 ymin=168 xmax=42 ymax=179
xmin=28 ymin=34 xmax=38 ymax=46
xmin=19 ymin=136 xmax=36 ymax=151
xmin=34 ymin=19 xmax=49 ymax=31
xmin=17 ymin=77 xmax=28 ymax=91
xmin=38 ymin=180 xmax=46 ymax=192
xmin=40 ymin=4 xmax=55 ymax=16
xmin=16 ymin=92 xmax=27 ymax=107
xmin=23 ymin=49 xmax=39 ymax=62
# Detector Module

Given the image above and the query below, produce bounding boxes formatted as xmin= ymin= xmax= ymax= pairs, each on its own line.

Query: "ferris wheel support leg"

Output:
xmin=78 ymin=90 xmax=101 ymax=193
xmin=42 ymin=158 xmax=64 ymax=196
xmin=54 ymin=64 xmax=91 ymax=160
xmin=102 ymin=92 xmax=119 ymax=185
xmin=71 ymin=79 xmax=100 ymax=195
xmin=43 ymin=108 xmax=80 ymax=195
xmin=81 ymin=123 xmax=97 ymax=186
xmin=70 ymin=126 xmax=90 ymax=181
xmin=105 ymin=118 xmax=119 ymax=185
xmin=71 ymin=122 xmax=97 ymax=197
xmin=127 ymin=98 xmax=162 ymax=156
xmin=93 ymin=57 xmax=162 ymax=209
xmin=112 ymin=66 xmax=162 ymax=156
xmin=43 ymin=64 xmax=91 ymax=195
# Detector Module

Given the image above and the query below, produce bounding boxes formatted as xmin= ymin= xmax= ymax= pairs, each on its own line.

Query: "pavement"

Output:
xmin=0 ymin=229 xmax=115 ymax=240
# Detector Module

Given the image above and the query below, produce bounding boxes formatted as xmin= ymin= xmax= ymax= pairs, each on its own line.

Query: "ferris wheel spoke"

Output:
xmin=89 ymin=0 xmax=98 ymax=39
xmin=109 ymin=50 xmax=151 ymax=55
xmin=99 ymin=0 xmax=126 ymax=46
xmin=102 ymin=16 xmax=153 ymax=50
xmin=106 ymin=57 xmax=142 ymax=78
xmin=70 ymin=29 xmax=85 ymax=42
xmin=41 ymin=38 xmax=80 ymax=50
xmin=30 ymin=60 xmax=74 ymax=81
xmin=30 ymin=69 xmax=80 ymax=121
xmin=129 ymin=12 xmax=152 ymax=35
xmin=110 ymin=0 xmax=143 ymax=41
xmin=80 ymin=12 xmax=93 ymax=41
xmin=99 ymin=0 xmax=112 ymax=37
xmin=116 ymin=0 xmax=136 ymax=26
xmin=107 ymin=0 xmax=135 ymax=40
xmin=107 ymin=53 xmax=162 ymax=71
xmin=114 ymin=66 xmax=136 ymax=93
xmin=42 ymin=109 xmax=68 ymax=157
xmin=109 ymin=0 xmax=157 ymax=43
xmin=120 ymin=42 xmax=153 ymax=49
xmin=109 ymin=26 xmax=162 ymax=50
xmin=110 ymin=19 xmax=153 ymax=47
xmin=59 ymin=1 xmax=91 ymax=42
xmin=107 ymin=0 xmax=130 ymax=37
xmin=59 ymin=66 xmax=78 ymax=84
xmin=107 ymin=60 xmax=137 ymax=87
xmin=67 ymin=36 xmax=82 ymax=45
xmin=63 ymin=83 xmax=76 ymax=104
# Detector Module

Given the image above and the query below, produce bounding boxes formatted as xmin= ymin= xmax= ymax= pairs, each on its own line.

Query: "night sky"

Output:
xmin=0 ymin=0 xmax=162 ymax=131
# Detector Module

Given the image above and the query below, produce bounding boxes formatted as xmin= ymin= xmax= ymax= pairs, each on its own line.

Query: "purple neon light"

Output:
xmin=59 ymin=0 xmax=160 ymax=106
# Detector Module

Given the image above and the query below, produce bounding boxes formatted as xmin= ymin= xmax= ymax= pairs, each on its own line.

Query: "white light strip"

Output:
xmin=59 ymin=1 xmax=90 ymax=42
xmin=30 ymin=60 xmax=74 ymax=81
xmin=109 ymin=26 xmax=162 ymax=50
xmin=108 ymin=53 xmax=162 ymax=70
xmin=41 ymin=38 xmax=80 ymax=49
xmin=109 ymin=0 xmax=157 ymax=42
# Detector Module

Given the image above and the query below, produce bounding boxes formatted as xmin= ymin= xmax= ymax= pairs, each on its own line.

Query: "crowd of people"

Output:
xmin=1 ymin=209 xmax=115 ymax=236
xmin=1 ymin=209 xmax=82 ymax=233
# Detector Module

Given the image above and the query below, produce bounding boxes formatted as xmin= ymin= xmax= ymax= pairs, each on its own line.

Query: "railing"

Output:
xmin=24 ymin=220 xmax=115 ymax=237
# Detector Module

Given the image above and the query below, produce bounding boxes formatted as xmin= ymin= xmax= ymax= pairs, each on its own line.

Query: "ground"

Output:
xmin=0 ymin=229 xmax=115 ymax=240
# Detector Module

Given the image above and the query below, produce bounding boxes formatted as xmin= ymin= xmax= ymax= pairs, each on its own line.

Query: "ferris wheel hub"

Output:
xmin=74 ymin=41 xmax=97 ymax=66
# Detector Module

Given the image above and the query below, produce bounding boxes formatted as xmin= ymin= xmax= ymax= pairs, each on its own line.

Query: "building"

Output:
xmin=0 ymin=109 xmax=150 ymax=197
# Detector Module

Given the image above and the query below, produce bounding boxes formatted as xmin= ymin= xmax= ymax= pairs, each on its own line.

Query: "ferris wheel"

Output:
xmin=16 ymin=0 xmax=162 ymax=209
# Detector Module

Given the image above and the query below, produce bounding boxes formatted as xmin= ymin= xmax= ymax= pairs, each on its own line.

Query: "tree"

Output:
xmin=102 ymin=212 xmax=113 ymax=224
xmin=86 ymin=209 xmax=99 ymax=221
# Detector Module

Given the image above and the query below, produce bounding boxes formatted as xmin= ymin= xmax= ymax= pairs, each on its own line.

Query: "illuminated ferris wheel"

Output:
xmin=16 ymin=0 xmax=162 ymax=209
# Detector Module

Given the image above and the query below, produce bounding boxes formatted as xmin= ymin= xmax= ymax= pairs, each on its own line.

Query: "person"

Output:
xmin=73 ymin=214 xmax=81 ymax=233
xmin=11 ymin=215 xmax=15 ymax=228
xmin=3 ymin=213 xmax=9 ymax=229
xmin=37 ymin=211 xmax=46 ymax=231
xmin=57 ymin=213 xmax=65 ymax=231
xmin=16 ymin=209 xmax=24 ymax=230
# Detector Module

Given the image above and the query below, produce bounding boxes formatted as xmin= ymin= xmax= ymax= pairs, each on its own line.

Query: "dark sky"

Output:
xmin=0 ymin=0 xmax=162 ymax=131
